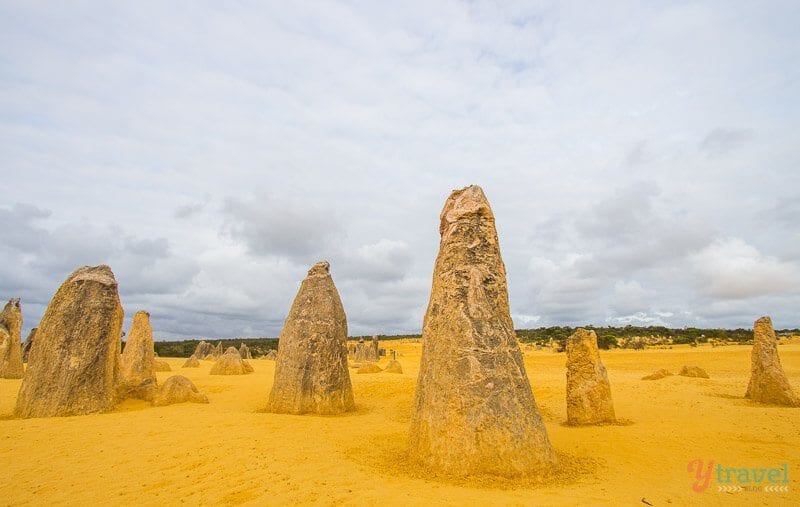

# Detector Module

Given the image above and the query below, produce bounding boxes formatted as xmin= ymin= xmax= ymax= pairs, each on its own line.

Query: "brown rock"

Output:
xmin=14 ymin=265 xmax=123 ymax=418
xmin=565 ymin=329 xmax=616 ymax=425
xmin=182 ymin=354 xmax=201 ymax=368
xmin=119 ymin=310 xmax=157 ymax=401
xmin=193 ymin=340 xmax=214 ymax=359
xmin=0 ymin=298 xmax=24 ymax=379
xmin=354 ymin=339 xmax=366 ymax=362
xmin=239 ymin=343 xmax=252 ymax=359
xmin=408 ymin=185 xmax=555 ymax=477
xmin=242 ymin=360 xmax=254 ymax=373
xmin=383 ymin=360 xmax=403 ymax=374
xmin=678 ymin=365 xmax=709 ymax=378
xmin=210 ymin=346 xmax=250 ymax=375
xmin=642 ymin=368 xmax=672 ymax=380
xmin=152 ymin=375 xmax=209 ymax=406
xmin=357 ymin=362 xmax=382 ymax=374
xmin=213 ymin=341 xmax=223 ymax=357
xmin=21 ymin=327 xmax=36 ymax=363
xmin=745 ymin=316 xmax=799 ymax=406
xmin=268 ymin=261 xmax=354 ymax=415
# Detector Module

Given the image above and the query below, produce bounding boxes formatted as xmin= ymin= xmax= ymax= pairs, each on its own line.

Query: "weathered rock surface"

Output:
xmin=565 ymin=328 xmax=616 ymax=425
xmin=745 ymin=316 xmax=799 ymax=406
xmin=242 ymin=360 xmax=254 ymax=373
xmin=152 ymin=375 xmax=209 ymax=406
xmin=678 ymin=365 xmax=709 ymax=378
xmin=210 ymin=346 xmax=250 ymax=375
xmin=0 ymin=298 xmax=24 ymax=378
xmin=267 ymin=261 xmax=354 ymax=415
xmin=119 ymin=310 xmax=157 ymax=400
xmin=357 ymin=362 xmax=382 ymax=374
xmin=21 ymin=327 xmax=36 ymax=362
xmin=383 ymin=360 xmax=403 ymax=374
xmin=354 ymin=339 xmax=366 ymax=363
xmin=193 ymin=341 xmax=214 ymax=359
xmin=642 ymin=369 xmax=672 ymax=380
xmin=408 ymin=185 xmax=555 ymax=477
xmin=182 ymin=355 xmax=201 ymax=368
xmin=213 ymin=341 xmax=223 ymax=357
xmin=239 ymin=343 xmax=252 ymax=359
xmin=14 ymin=265 xmax=123 ymax=418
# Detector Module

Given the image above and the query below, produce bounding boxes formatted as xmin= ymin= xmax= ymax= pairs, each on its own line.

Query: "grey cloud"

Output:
xmin=222 ymin=195 xmax=344 ymax=262
xmin=699 ymin=127 xmax=754 ymax=156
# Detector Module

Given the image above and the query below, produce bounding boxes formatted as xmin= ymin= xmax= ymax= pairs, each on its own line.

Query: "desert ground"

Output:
xmin=1 ymin=341 xmax=798 ymax=506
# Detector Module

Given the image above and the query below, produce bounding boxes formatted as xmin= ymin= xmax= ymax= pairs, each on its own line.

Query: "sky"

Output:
xmin=1 ymin=1 xmax=799 ymax=340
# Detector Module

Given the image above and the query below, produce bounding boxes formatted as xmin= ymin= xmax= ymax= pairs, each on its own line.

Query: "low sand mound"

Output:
xmin=152 ymin=375 xmax=209 ymax=406
xmin=182 ymin=355 xmax=200 ymax=368
xmin=678 ymin=365 xmax=709 ymax=378
xmin=642 ymin=369 xmax=672 ymax=380
xmin=153 ymin=359 xmax=172 ymax=372
xmin=357 ymin=362 xmax=382 ymax=374
xmin=210 ymin=347 xmax=249 ymax=375
xmin=383 ymin=360 xmax=403 ymax=374
xmin=14 ymin=265 xmax=123 ymax=418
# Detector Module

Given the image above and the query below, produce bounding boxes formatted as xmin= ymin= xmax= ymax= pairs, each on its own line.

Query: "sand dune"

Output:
xmin=1 ymin=342 xmax=798 ymax=505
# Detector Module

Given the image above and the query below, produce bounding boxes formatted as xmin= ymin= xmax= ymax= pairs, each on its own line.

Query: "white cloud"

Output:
xmin=2 ymin=1 xmax=799 ymax=337
xmin=689 ymin=237 xmax=800 ymax=299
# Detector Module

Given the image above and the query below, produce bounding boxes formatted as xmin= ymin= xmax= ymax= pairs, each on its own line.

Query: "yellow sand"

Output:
xmin=1 ymin=342 xmax=798 ymax=505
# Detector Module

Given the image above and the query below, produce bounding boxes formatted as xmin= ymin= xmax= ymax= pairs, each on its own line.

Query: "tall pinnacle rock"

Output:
xmin=268 ymin=261 xmax=354 ymax=415
xmin=408 ymin=185 xmax=555 ymax=477
xmin=745 ymin=316 xmax=798 ymax=406
xmin=119 ymin=310 xmax=157 ymax=401
xmin=566 ymin=328 xmax=616 ymax=425
xmin=0 ymin=298 xmax=24 ymax=379
xmin=15 ymin=265 xmax=123 ymax=418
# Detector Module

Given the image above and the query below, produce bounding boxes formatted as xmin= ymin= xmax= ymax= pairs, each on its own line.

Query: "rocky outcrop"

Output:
xmin=182 ymin=355 xmax=200 ymax=368
xmin=0 ymin=298 xmax=24 ymax=378
xmin=565 ymin=328 xmax=616 ymax=425
xmin=239 ymin=343 xmax=252 ymax=359
xmin=153 ymin=359 xmax=172 ymax=372
xmin=354 ymin=339 xmax=366 ymax=363
xmin=265 ymin=350 xmax=277 ymax=360
xmin=642 ymin=369 xmax=672 ymax=380
xmin=21 ymin=327 xmax=36 ymax=363
xmin=193 ymin=341 xmax=214 ymax=359
xmin=745 ymin=316 xmax=798 ymax=406
xmin=356 ymin=362 xmax=382 ymax=374
xmin=408 ymin=185 xmax=555 ymax=477
xmin=14 ymin=265 xmax=123 ymax=418
xmin=210 ymin=346 xmax=250 ymax=375
xmin=152 ymin=375 xmax=209 ymax=406
xmin=213 ymin=341 xmax=223 ymax=357
xmin=268 ymin=261 xmax=354 ymax=415
xmin=119 ymin=310 xmax=157 ymax=401
xmin=678 ymin=365 xmax=709 ymax=378
xmin=383 ymin=360 xmax=403 ymax=374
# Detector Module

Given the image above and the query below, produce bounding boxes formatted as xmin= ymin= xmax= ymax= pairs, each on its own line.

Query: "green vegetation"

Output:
xmin=148 ymin=326 xmax=797 ymax=357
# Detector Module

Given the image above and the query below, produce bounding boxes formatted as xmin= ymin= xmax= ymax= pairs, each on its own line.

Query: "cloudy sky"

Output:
xmin=2 ymin=1 xmax=799 ymax=339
